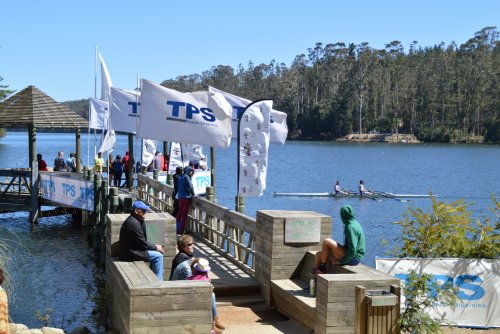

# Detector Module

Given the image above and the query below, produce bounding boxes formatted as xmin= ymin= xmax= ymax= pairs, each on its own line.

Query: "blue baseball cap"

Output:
xmin=132 ymin=200 xmax=150 ymax=211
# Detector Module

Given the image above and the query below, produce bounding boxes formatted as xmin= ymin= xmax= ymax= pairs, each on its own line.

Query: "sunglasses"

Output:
xmin=187 ymin=243 xmax=195 ymax=246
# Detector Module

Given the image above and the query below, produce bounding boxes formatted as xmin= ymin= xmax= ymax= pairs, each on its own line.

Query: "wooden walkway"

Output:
xmin=192 ymin=234 xmax=261 ymax=298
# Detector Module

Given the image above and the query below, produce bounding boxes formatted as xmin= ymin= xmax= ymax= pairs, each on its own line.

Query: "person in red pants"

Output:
xmin=176 ymin=166 xmax=195 ymax=234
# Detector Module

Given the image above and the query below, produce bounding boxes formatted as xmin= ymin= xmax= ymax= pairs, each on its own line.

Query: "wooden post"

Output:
xmin=390 ymin=284 xmax=401 ymax=334
xmin=109 ymin=187 xmax=119 ymax=213
xmin=75 ymin=127 xmax=81 ymax=173
xmin=205 ymin=186 xmax=214 ymax=202
xmin=28 ymin=125 xmax=36 ymax=171
xmin=29 ymin=163 xmax=39 ymax=224
xmin=210 ymin=146 xmax=215 ymax=194
xmin=235 ymin=195 xmax=245 ymax=213
xmin=355 ymin=285 xmax=367 ymax=334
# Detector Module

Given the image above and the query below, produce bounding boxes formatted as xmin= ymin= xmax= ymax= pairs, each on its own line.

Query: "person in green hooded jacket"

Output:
xmin=314 ymin=204 xmax=365 ymax=274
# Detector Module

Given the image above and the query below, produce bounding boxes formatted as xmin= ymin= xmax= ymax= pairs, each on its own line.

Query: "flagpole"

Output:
xmin=137 ymin=74 xmax=143 ymax=174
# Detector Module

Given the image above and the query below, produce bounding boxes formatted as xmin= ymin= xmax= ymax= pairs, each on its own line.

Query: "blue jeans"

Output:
xmin=212 ymin=292 xmax=217 ymax=318
xmin=147 ymin=250 xmax=164 ymax=280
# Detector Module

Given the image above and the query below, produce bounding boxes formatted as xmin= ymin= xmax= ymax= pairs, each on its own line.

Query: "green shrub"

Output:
xmin=394 ymin=195 xmax=499 ymax=259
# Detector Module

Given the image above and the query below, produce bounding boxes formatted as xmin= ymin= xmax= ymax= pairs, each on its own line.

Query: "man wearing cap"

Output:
xmin=119 ymin=200 xmax=165 ymax=280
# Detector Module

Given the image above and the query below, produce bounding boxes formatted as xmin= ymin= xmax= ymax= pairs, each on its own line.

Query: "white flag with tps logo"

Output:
xmin=110 ymin=87 xmax=140 ymax=134
xmin=138 ymin=79 xmax=232 ymax=148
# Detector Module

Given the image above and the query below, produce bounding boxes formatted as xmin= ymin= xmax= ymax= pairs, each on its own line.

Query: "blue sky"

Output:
xmin=1 ymin=0 xmax=498 ymax=102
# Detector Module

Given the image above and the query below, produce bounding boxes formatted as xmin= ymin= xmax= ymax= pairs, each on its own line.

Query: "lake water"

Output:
xmin=0 ymin=131 xmax=499 ymax=332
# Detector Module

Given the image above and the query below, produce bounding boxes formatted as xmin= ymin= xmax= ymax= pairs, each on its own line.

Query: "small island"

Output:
xmin=337 ymin=133 xmax=420 ymax=144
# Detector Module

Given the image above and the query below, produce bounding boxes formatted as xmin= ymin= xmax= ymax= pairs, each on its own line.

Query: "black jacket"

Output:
xmin=169 ymin=251 xmax=193 ymax=280
xmin=119 ymin=215 xmax=156 ymax=261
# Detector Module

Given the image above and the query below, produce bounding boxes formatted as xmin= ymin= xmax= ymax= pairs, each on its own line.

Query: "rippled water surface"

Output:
xmin=0 ymin=131 xmax=499 ymax=332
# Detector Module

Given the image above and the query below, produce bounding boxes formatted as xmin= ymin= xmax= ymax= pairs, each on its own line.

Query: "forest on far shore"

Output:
xmin=2 ymin=27 xmax=499 ymax=143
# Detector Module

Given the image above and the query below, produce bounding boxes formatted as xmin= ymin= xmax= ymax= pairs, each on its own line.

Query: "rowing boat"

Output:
xmin=272 ymin=191 xmax=434 ymax=199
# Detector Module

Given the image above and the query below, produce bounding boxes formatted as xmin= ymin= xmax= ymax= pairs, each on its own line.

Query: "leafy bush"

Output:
xmin=394 ymin=195 xmax=499 ymax=259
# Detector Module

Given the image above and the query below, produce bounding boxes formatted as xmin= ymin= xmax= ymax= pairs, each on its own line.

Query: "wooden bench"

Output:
xmin=271 ymin=251 xmax=400 ymax=333
xmin=108 ymin=260 xmax=213 ymax=334
xmin=105 ymin=213 xmax=213 ymax=334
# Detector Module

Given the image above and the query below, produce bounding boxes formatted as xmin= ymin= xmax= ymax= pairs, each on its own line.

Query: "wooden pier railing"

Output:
xmin=137 ymin=173 xmax=256 ymax=275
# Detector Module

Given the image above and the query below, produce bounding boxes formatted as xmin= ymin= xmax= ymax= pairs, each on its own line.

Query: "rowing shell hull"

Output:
xmin=272 ymin=192 xmax=433 ymax=199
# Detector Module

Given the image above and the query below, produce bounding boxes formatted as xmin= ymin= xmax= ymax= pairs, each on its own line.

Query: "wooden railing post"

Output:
xmin=355 ymin=285 xmax=367 ymax=334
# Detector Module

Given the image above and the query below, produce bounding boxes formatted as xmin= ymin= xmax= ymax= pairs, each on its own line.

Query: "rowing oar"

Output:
xmin=370 ymin=189 xmax=407 ymax=202
xmin=348 ymin=189 xmax=379 ymax=201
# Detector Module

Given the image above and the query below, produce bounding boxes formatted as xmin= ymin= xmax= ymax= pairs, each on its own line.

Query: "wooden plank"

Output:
xmin=355 ymin=285 xmax=366 ymax=334
xmin=271 ymin=279 xmax=315 ymax=329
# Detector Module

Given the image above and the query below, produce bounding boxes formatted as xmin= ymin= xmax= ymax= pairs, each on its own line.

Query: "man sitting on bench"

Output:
xmin=119 ymin=200 xmax=165 ymax=280
xmin=314 ymin=204 xmax=365 ymax=274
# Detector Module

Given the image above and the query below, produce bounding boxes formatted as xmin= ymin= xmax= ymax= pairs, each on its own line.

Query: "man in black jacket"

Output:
xmin=119 ymin=200 xmax=165 ymax=280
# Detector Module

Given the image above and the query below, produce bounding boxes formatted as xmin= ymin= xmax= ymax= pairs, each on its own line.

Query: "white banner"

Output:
xmin=110 ymin=87 xmax=140 ymax=134
xmin=99 ymin=51 xmax=113 ymax=102
xmin=208 ymin=86 xmax=288 ymax=144
xmin=155 ymin=170 xmax=211 ymax=195
xmin=89 ymin=98 xmax=109 ymax=130
xmin=376 ymin=258 xmax=500 ymax=328
xmin=97 ymin=129 xmax=116 ymax=154
xmin=238 ymin=100 xmax=272 ymax=197
xmin=141 ymin=138 xmax=157 ymax=168
xmin=167 ymin=143 xmax=206 ymax=174
xmin=40 ymin=174 xmax=94 ymax=210
xmin=138 ymin=79 xmax=232 ymax=148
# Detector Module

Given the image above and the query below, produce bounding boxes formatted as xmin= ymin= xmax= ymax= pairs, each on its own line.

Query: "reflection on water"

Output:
xmin=0 ymin=212 xmax=101 ymax=333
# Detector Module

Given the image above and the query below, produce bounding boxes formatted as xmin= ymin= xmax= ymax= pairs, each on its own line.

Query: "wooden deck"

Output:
xmin=192 ymin=234 xmax=261 ymax=297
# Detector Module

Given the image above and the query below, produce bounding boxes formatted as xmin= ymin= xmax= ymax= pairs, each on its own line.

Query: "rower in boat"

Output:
xmin=334 ymin=180 xmax=348 ymax=195
xmin=359 ymin=180 xmax=372 ymax=196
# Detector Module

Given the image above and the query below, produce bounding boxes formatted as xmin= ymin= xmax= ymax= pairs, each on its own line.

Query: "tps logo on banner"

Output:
xmin=166 ymin=101 xmax=216 ymax=123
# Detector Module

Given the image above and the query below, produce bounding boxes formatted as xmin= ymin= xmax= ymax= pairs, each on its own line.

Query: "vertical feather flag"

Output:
xmin=208 ymin=86 xmax=288 ymax=144
xmin=237 ymin=100 xmax=272 ymax=197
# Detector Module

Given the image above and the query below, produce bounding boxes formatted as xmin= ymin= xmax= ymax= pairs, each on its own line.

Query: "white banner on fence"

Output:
xmin=40 ymin=174 xmax=94 ymax=210
xmin=376 ymin=258 xmax=500 ymax=328
xmin=155 ymin=170 xmax=211 ymax=195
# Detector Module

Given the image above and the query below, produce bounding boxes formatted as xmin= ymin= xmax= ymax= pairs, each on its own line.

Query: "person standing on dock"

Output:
xmin=53 ymin=151 xmax=67 ymax=171
xmin=119 ymin=200 xmax=165 ymax=280
xmin=122 ymin=151 xmax=130 ymax=188
xmin=37 ymin=154 xmax=48 ymax=172
xmin=314 ymin=204 xmax=365 ymax=274
xmin=176 ymin=166 xmax=195 ymax=234
xmin=172 ymin=166 xmax=183 ymax=219
xmin=94 ymin=152 xmax=105 ymax=174
xmin=111 ymin=155 xmax=124 ymax=188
